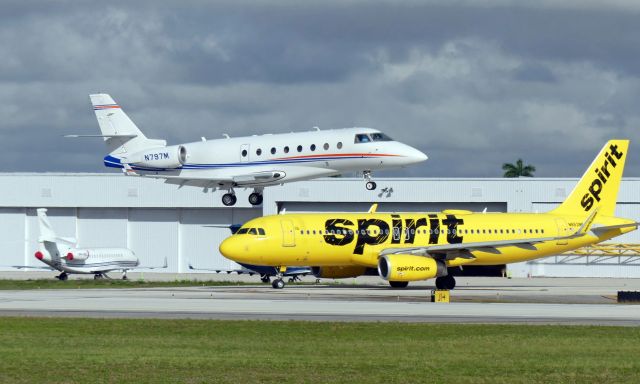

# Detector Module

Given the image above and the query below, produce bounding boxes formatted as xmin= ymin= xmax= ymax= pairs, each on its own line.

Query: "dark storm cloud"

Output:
xmin=0 ymin=1 xmax=639 ymax=177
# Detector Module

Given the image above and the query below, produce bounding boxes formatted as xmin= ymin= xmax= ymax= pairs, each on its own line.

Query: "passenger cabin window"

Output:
xmin=284 ymin=146 xmax=290 ymax=153
xmin=297 ymin=145 xmax=303 ymax=152
xmin=324 ymin=143 xmax=329 ymax=150
xmin=256 ymin=149 xmax=262 ymax=156
xmin=271 ymin=147 xmax=276 ymax=154
xmin=241 ymin=149 xmax=248 ymax=157
xmin=355 ymin=134 xmax=372 ymax=143
xmin=310 ymin=144 xmax=316 ymax=151
xmin=370 ymin=133 xmax=393 ymax=141
xmin=337 ymin=142 xmax=343 ymax=149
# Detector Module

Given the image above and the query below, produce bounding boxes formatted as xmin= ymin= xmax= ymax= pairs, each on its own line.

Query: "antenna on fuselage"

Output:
xmin=222 ymin=134 xmax=230 ymax=139
xmin=201 ymin=137 xmax=207 ymax=141
xmin=313 ymin=126 xmax=320 ymax=131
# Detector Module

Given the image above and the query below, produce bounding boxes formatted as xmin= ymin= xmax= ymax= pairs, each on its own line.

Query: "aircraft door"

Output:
xmin=555 ymin=218 xmax=568 ymax=245
xmin=240 ymin=144 xmax=250 ymax=162
xmin=281 ymin=219 xmax=296 ymax=247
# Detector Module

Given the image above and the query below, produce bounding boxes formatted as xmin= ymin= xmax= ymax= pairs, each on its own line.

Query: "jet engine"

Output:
xmin=312 ymin=266 xmax=376 ymax=279
xmin=377 ymin=255 xmax=447 ymax=282
xmin=126 ymin=145 xmax=187 ymax=169
xmin=65 ymin=249 xmax=90 ymax=261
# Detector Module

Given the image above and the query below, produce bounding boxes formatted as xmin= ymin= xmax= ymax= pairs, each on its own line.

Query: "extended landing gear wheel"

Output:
xmin=389 ymin=281 xmax=409 ymax=288
xmin=272 ymin=279 xmax=285 ymax=289
xmin=435 ymin=275 xmax=456 ymax=290
xmin=222 ymin=193 xmax=237 ymax=206
xmin=248 ymin=192 xmax=263 ymax=205
xmin=57 ymin=273 xmax=68 ymax=281
xmin=260 ymin=275 xmax=270 ymax=283
xmin=365 ymin=181 xmax=377 ymax=190
xmin=94 ymin=273 xmax=105 ymax=280
xmin=122 ymin=271 xmax=128 ymax=280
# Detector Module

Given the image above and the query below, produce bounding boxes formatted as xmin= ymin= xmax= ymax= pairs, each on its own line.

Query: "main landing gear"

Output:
xmin=93 ymin=273 xmax=105 ymax=280
xmin=122 ymin=270 xmax=128 ymax=280
xmin=221 ymin=190 xmax=263 ymax=206
xmin=57 ymin=272 xmax=68 ymax=281
xmin=435 ymin=275 xmax=456 ymax=290
xmin=363 ymin=170 xmax=377 ymax=191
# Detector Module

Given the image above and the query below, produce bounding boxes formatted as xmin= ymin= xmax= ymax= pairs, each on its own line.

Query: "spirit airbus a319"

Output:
xmin=69 ymin=94 xmax=427 ymax=206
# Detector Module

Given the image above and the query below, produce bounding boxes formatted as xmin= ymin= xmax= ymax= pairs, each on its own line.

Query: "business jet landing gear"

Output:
xmin=363 ymin=171 xmax=376 ymax=190
xmin=122 ymin=271 xmax=128 ymax=280
xmin=57 ymin=272 xmax=68 ymax=281
xmin=248 ymin=191 xmax=263 ymax=206
xmin=435 ymin=275 xmax=456 ymax=290
xmin=221 ymin=193 xmax=237 ymax=207
xmin=93 ymin=273 xmax=105 ymax=280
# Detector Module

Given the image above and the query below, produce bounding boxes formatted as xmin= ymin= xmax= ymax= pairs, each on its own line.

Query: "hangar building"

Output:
xmin=0 ymin=173 xmax=638 ymax=278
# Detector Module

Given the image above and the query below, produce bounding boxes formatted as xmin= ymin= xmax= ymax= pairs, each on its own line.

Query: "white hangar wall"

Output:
xmin=0 ymin=173 xmax=638 ymax=278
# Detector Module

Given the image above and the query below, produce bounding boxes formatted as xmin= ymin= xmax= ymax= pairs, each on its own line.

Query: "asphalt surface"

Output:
xmin=1 ymin=277 xmax=640 ymax=325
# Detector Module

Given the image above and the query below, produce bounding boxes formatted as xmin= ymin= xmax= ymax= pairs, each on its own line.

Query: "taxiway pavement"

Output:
xmin=1 ymin=278 xmax=639 ymax=325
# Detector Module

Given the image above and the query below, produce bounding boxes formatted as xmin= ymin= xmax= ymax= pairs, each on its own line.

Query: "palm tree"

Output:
xmin=502 ymin=159 xmax=536 ymax=177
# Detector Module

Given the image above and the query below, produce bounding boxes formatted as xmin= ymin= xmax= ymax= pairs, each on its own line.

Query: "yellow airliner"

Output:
xmin=220 ymin=140 xmax=638 ymax=289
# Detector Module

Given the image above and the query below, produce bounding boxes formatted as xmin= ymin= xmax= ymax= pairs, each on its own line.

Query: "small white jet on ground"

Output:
xmin=17 ymin=209 xmax=165 ymax=281
xmin=69 ymin=94 xmax=427 ymax=206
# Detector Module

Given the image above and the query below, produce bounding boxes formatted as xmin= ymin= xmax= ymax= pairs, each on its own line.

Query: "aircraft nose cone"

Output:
xmin=406 ymin=146 xmax=428 ymax=164
xmin=219 ymin=237 xmax=243 ymax=262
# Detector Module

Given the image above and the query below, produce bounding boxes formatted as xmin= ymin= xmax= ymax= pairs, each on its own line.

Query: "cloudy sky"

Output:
xmin=2 ymin=0 xmax=639 ymax=178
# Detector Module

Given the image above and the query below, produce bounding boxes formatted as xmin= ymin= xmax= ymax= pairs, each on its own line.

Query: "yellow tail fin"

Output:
xmin=551 ymin=140 xmax=629 ymax=217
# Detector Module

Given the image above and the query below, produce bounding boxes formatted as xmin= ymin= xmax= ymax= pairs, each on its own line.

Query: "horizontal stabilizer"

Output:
xmin=65 ymin=134 xmax=138 ymax=139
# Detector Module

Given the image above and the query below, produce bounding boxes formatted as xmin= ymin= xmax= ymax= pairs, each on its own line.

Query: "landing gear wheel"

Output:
xmin=435 ymin=275 xmax=456 ymax=290
xmin=57 ymin=273 xmax=68 ymax=281
xmin=122 ymin=272 xmax=128 ymax=280
xmin=365 ymin=181 xmax=377 ymax=190
xmin=222 ymin=193 xmax=237 ymax=206
xmin=272 ymin=279 xmax=285 ymax=289
xmin=260 ymin=275 xmax=270 ymax=283
xmin=248 ymin=192 xmax=263 ymax=205
xmin=389 ymin=281 xmax=409 ymax=288
xmin=94 ymin=273 xmax=103 ymax=280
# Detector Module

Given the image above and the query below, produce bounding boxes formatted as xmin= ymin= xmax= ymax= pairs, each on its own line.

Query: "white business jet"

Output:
xmin=69 ymin=94 xmax=427 ymax=206
xmin=18 ymin=209 xmax=165 ymax=281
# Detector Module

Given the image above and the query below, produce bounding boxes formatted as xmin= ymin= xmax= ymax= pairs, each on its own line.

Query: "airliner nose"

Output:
xmin=219 ymin=237 xmax=243 ymax=262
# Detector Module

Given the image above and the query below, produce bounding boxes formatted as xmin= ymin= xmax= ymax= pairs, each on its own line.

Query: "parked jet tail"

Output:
xmin=551 ymin=140 xmax=629 ymax=217
xmin=89 ymin=93 xmax=166 ymax=156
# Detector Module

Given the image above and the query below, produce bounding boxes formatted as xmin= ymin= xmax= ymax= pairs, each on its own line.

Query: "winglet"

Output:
xmin=368 ymin=203 xmax=378 ymax=213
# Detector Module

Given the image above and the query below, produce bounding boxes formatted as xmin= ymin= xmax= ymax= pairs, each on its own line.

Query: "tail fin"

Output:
xmin=90 ymin=94 xmax=166 ymax=156
xmin=37 ymin=208 xmax=57 ymax=243
xmin=551 ymin=140 xmax=629 ymax=217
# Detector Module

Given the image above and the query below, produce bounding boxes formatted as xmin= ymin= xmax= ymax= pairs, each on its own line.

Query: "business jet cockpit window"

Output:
xmin=354 ymin=134 xmax=371 ymax=143
xmin=370 ymin=133 xmax=393 ymax=141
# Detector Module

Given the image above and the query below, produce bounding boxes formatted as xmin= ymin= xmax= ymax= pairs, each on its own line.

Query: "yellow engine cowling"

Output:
xmin=377 ymin=255 xmax=447 ymax=282
xmin=312 ymin=266 xmax=368 ymax=279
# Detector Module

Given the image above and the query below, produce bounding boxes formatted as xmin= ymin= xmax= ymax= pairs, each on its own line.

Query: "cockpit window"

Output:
xmin=371 ymin=133 xmax=393 ymax=141
xmin=354 ymin=134 xmax=372 ymax=143
xmin=236 ymin=227 xmax=266 ymax=236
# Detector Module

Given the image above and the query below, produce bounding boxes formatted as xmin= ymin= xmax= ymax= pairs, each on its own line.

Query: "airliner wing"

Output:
xmin=379 ymin=236 xmax=559 ymax=260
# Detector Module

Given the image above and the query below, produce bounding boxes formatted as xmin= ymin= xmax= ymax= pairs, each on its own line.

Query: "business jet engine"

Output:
xmin=126 ymin=145 xmax=187 ymax=169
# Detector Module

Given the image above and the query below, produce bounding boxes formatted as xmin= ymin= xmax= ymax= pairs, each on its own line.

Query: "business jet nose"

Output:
xmin=405 ymin=146 xmax=428 ymax=164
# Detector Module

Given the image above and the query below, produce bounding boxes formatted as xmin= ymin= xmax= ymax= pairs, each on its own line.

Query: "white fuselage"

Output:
xmin=104 ymin=127 xmax=427 ymax=187
xmin=36 ymin=246 xmax=139 ymax=274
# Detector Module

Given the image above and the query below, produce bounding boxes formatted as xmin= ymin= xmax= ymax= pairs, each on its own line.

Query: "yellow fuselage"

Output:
xmin=220 ymin=211 xmax=636 ymax=269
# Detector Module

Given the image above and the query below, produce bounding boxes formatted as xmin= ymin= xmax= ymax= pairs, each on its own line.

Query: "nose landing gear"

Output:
xmin=363 ymin=170 xmax=377 ymax=190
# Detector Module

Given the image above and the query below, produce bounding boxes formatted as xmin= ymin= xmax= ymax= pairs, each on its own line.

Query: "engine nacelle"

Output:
xmin=312 ymin=266 xmax=369 ymax=279
xmin=65 ymin=249 xmax=89 ymax=261
xmin=377 ymin=255 xmax=446 ymax=282
xmin=126 ymin=145 xmax=187 ymax=169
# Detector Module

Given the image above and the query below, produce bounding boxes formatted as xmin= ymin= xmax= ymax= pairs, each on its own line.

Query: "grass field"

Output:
xmin=0 ymin=318 xmax=638 ymax=384
xmin=0 ymin=279 xmax=268 ymax=290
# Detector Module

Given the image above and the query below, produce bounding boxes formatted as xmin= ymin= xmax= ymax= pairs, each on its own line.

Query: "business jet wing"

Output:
xmin=11 ymin=265 xmax=55 ymax=270
xmin=151 ymin=165 xmax=340 ymax=188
